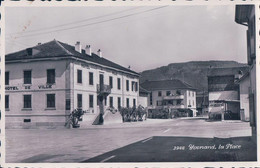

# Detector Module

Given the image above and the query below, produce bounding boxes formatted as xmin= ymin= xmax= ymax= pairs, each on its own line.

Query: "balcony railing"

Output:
xmin=163 ymin=94 xmax=184 ymax=100
xmin=97 ymin=84 xmax=111 ymax=95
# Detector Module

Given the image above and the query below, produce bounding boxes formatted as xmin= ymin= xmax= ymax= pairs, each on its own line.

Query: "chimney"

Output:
xmin=85 ymin=45 xmax=92 ymax=56
xmin=75 ymin=41 xmax=82 ymax=53
xmin=97 ymin=49 xmax=102 ymax=58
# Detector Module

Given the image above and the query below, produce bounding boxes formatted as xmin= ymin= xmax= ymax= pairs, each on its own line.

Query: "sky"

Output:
xmin=5 ymin=5 xmax=248 ymax=72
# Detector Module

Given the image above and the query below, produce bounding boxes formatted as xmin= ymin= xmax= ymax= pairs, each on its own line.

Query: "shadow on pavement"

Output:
xmin=83 ymin=136 xmax=256 ymax=162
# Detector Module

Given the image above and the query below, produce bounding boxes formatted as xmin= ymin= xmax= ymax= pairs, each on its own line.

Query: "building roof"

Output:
xmin=139 ymin=86 xmax=150 ymax=94
xmin=235 ymin=5 xmax=254 ymax=25
xmin=5 ymin=40 xmax=139 ymax=76
xmin=140 ymin=79 xmax=196 ymax=91
xmin=207 ymin=67 xmax=249 ymax=77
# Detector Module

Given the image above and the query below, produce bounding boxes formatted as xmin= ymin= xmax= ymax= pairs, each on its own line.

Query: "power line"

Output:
xmin=9 ymin=6 xmax=168 ymax=39
xmin=74 ymin=6 xmax=192 ymax=35
xmin=7 ymin=6 xmax=144 ymax=36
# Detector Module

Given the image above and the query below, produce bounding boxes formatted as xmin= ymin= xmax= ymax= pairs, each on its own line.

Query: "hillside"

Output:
xmin=140 ymin=61 xmax=247 ymax=92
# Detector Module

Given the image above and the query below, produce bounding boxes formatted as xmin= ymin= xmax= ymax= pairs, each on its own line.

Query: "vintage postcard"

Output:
xmin=0 ymin=0 xmax=259 ymax=168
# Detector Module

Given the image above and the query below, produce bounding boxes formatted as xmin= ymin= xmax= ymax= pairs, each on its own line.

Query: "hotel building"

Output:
xmin=5 ymin=40 xmax=140 ymax=128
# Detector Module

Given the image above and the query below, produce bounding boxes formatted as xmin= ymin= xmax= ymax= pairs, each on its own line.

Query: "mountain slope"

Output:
xmin=140 ymin=61 xmax=247 ymax=92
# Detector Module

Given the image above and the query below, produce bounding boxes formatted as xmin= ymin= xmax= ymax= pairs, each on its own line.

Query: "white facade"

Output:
xmin=238 ymin=74 xmax=250 ymax=121
xmin=5 ymin=43 xmax=140 ymax=128
xmin=148 ymin=89 xmax=196 ymax=112
xmin=138 ymin=96 xmax=148 ymax=108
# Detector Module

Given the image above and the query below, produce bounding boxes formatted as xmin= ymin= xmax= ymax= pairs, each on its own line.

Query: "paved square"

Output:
xmin=5 ymin=118 xmax=255 ymax=163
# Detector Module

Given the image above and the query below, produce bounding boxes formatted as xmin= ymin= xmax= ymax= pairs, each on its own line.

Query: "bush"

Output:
xmin=208 ymin=112 xmax=221 ymax=120
xmin=119 ymin=105 xmax=147 ymax=122
xmin=148 ymin=108 xmax=193 ymax=119
xmin=148 ymin=108 xmax=174 ymax=119
xmin=65 ymin=108 xmax=87 ymax=128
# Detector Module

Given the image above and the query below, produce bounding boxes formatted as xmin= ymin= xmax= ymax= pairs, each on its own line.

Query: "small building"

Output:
xmin=235 ymin=4 xmax=256 ymax=139
xmin=140 ymin=79 xmax=197 ymax=116
xmin=138 ymin=86 xmax=150 ymax=108
xmin=207 ymin=67 xmax=248 ymax=120
xmin=5 ymin=40 xmax=140 ymax=128
xmin=196 ymin=90 xmax=209 ymax=115
xmin=235 ymin=71 xmax=250 ymax=121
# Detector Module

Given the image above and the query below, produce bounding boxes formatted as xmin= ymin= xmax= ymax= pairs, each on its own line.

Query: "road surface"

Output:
xmin=5 ymin=118 xmax=256 ymax=163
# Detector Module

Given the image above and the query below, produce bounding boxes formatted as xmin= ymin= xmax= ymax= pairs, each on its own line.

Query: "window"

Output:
xmin=150 ymin=93 xmax=153 ymax=105
xmin=117 ymin=97 xmax=121 ymax=109
xmin=47 ymin=94 xmax=55 ymax=108
xmin=5 ymin=71 xmax=9 ymax=85
xmin=126 ymin=80 xmax=129 ymax=91
xmin=24 ymin=119 xmax=31 ymax=122
xmin=192 ymin=91 xmax=194 ymax=97
xmin=131 ymin=81 xmax=135 ymax=91
xmin=176 ymin=90 xmax=181 ymax=95
xmin=117 ymin=78 xmax=121 ymax=90
xmin=157 ymin=101 xmax=162 ymax=106
xmin=89 ymin=95 xmax=94 ymax=108
xmin=193 ymin=100 xmax=195 ymax=106
xmin=109 ymin=76 xmax=113 ymax=88
xmin=189 ymin=100 xmax=191 ymax=106
xmin=166 ymin=91 xmax=171 ymax=96
xmin=189 ymin=91 xmax=190 ymax=96
xmin=99 ymin=74 xmax=104 ymax=85
xmin=177 ymin=100 xmax=182 ymax=105
xmin=158 ymin=91 xmax=162 ymax=97
xmin=126 ymin=98 xmax=130 ymax=108
xmin=5 ymin=95 xmax=9 ymax=109
xmin=133 ymin=99 xmax=136 ymax=107
xmin=89 ymin=72 xmax=94 ymax=85
xmin=135 ymin=82 xmax=138 ymax=91
xmin=77 ymin=94 xmax=82 ymax=108
xmin=109 ymin=96 xmax=113 ymax=107
xmin=47 ymin=69 xmax=55 ymax=84
xmin=77 ymin=70 xmax=82 ymax=84
xmin=24 ymin=70 xmax=32 ymax=84
xmin=66 ymin=99 xmax=70 ymax=110
xmin=23 ymin=95 xmax=32 ymax=109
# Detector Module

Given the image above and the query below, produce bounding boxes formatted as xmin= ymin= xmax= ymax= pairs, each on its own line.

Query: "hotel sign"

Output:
xmin=5 ymin=86 xmax=19 ymax=91
xmin=5 ymin=84 xmax=54 ymax=91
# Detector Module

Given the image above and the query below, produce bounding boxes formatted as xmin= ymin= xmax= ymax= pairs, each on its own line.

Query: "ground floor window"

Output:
xmin=77 ymin=94 xmax=82 ymax=109
xmin=104 ymin=97 xmax=107 ymax=106
xmin=47 ymin=94 xmax=55 ymax=108
xmin=126 ymin=98 xmax=129 ymax=108
xmin=24 ymin=95 xmax=32 ymax=109
xmin=133 ymin=98 xmax=136 ymax=107
xmin=109 ymin=96 xmax=113 ymax=107
xmin=89 ymin=95 xmax=94 ymax=108
xmin=5 ymin=95 xmax=9 ymax=109
xmin=117 ymin=97 xmax=121 ymax=109
xmin=149 ymin=94 xmax=153 ymax=105
xmin=66 ymin=99 xmax=70 ymax=110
